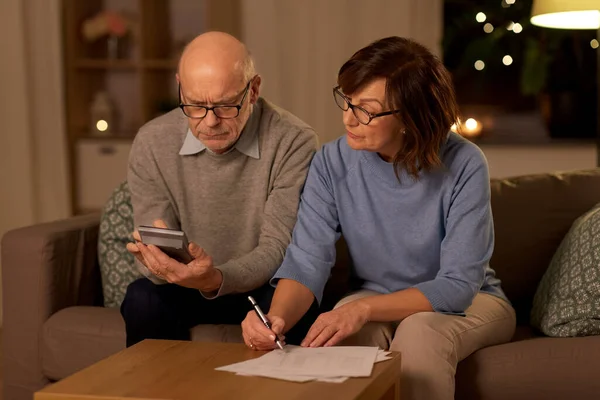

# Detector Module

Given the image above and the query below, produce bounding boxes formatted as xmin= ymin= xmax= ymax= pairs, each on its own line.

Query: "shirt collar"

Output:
xmin=179 ymin=103 xmax=261 ymax=159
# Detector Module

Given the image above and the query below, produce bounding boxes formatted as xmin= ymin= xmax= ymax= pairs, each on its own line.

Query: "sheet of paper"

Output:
xmin=256 ymin=346 xmax=378 ymax=377
xmin=234 ymin=371 xmax=349 ymax=383
xmin=216 ymin=345 xmax=382 ymax=382
xmin=375 ymin=350 xmax=392 ymax=363
xmin=234 ymin=371 xmax=315 ymax=382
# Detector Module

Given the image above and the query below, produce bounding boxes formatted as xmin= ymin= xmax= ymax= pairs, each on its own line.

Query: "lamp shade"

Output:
xmin=531 ymin=0 xmax=600 ymax=29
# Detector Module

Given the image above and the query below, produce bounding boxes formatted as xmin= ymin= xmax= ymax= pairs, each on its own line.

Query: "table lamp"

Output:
xmin=530 ymin=0 xmax=600 ymax=165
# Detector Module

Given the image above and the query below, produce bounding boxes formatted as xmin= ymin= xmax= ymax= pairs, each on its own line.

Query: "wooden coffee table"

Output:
xmin=35 ymin=339 xmax=401 ymax=400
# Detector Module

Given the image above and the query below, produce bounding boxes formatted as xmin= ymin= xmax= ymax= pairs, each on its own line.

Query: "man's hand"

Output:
xmin=301 ymin=301 xmax=370 ymax=348
xmin=126 ymin=220 xmax=222 ymax=292
xmin=241 ymin=310 xmax=286 ymax=351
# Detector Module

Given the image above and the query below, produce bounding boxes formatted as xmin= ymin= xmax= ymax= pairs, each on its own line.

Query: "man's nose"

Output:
xmin=203 ymin=110 xmax=221 ymax=127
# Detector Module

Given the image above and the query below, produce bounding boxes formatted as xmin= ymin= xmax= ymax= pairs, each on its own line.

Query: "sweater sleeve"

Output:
xmin=271 ymin=148 xmax=342 ymax=304
xmin=127 ymin=130 xmax=179 ymax=284
xmin=413 ymin=150 xmax=493 ymax=313
xmin=213 ymin=129 xmax=319 ymax=297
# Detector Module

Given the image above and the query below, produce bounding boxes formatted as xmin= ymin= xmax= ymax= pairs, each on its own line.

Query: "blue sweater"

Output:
xmin=272 ymin=132 xmax=507 ymax=314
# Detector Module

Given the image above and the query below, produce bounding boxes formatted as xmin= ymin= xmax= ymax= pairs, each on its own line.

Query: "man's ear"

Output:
xmin=250 ymin=75 xmax=261 ymax=104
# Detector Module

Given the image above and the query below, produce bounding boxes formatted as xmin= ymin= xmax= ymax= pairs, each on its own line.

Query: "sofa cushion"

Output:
xmin=530 ymin=202 xmax=600 ymax=337
xmin=456 ymin=335 xmax=600 ymax=400
xmin=489 ymin=169 xmax=600 ymax=325
xmin=42 ymin=306 xmax=243 ymax=380
xmin=98 ymin=181 xmax=141 ymax=308
xmin=42 ymin=306 xmax=126 ymax=380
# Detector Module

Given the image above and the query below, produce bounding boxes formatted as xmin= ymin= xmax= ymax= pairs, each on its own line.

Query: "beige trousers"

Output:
xmin=336 ymin=291 xmax=516 ymax=400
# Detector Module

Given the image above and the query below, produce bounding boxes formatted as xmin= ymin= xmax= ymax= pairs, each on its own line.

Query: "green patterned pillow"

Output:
xmin=98 ymin=181 xmax=141 ymax=308
xmin=531 ymin=202 xmax=600 ymax=337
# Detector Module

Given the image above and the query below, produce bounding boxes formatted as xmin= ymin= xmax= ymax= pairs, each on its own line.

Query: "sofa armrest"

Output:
xmin=1 ymin=212 xmax=103 ymax=399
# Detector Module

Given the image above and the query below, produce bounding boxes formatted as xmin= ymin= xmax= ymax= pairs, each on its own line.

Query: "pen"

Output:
xmin=248 ymin=296 xmax=285 ymax=350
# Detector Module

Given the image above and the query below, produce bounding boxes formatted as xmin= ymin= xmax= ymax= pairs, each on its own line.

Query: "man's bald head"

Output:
xmin=176 ymin=32 xmax=261 ymax=155
xmin=178 ymin=31 xmax=255 ymax=87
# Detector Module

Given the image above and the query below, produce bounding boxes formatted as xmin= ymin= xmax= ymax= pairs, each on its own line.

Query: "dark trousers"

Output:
xmin=120 ymin=278 xmax=320 ymax=348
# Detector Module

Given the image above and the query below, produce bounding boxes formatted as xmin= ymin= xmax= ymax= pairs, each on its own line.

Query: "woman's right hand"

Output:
xmin=241 ymin=310 xmax=286 ymax=351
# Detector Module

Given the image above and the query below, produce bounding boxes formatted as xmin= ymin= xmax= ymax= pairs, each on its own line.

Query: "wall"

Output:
xmin=0 ymin=0 xmax=70 ymax=326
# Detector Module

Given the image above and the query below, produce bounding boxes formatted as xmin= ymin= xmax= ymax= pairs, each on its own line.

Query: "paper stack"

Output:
xmin=216 ymin=345 xmax=392 ymax=383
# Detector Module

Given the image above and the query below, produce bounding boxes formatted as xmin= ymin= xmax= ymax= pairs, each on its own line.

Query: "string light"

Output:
xmin=591 ymin=39 xmax=599 ymax=49
xmin=474 ymin=60 xmax=485 ymax=70
xmin=476 ymin=12 xmax=487 ymax=23
xmin=512 ymin=23 xmax=523 ymax=33
xmin=484 ymin=23 xmax=494 ymax=33
xmin=503 ymin=55 xmax=513 ymax=66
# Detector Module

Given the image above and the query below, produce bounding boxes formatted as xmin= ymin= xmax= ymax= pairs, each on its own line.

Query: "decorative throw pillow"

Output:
xmin=98 ymin=181 xmax=141 ymax=308
xmin=531 ymin=202 xmax=600 ymax=337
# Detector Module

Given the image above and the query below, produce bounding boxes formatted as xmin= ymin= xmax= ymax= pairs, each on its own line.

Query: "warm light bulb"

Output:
xmin=531 ymin=11 xmax=600 ymax=29
xmin=506 ymin=0 xmax=515 ymax=4
xmin=474 ymin=60 xmax=485 ymax=71
xmin=592 ymin=39 xmax=599 ymax=49
xmin=476 ymin=12 xmax=487 ymax=23
xmin=96 ymin=120 xmax=108 ymax=132
xmin=503 ymin=55 xmax=513 ymax=66
xmin=484 ymin=23 xmax=494 ymax=33
xmin=460 ymin=118 xmax=483 ymax=138
xmin=465 ymin=118 xmax=478 ymax=131
xmin=507 ymin=22 xmax=515 ymax=31
xmin=512 ymin=23 xmax=523 ymax=33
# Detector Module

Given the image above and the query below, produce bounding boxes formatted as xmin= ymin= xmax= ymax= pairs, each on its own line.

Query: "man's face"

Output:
xmin=178 ymin=74 xmax=260 ymax=154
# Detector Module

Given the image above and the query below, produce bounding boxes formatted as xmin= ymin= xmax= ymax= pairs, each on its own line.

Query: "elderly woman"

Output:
xmin=241 ymin=36 xmax=515 ymax=400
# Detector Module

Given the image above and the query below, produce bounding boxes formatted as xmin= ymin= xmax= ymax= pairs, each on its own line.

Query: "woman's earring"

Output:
xmin=402 ymin=129 xmax=407 ymax=135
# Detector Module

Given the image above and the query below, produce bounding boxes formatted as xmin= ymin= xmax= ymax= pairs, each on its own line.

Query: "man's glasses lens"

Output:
xmin=181 ymin=105 xmax=240 ymax=119
xmin=213 ymin=106 xmax=240 ymax=118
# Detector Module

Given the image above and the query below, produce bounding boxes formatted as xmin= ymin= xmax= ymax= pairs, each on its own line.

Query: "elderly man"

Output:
xmin=121 ymin=31 xmax=318 ymax=347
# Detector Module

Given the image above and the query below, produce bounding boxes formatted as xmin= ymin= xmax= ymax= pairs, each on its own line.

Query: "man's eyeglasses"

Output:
xmin=333 ymin=86 xmax=401 ymax=125
xmin=179 ymin=77 xmax=255 ymax=119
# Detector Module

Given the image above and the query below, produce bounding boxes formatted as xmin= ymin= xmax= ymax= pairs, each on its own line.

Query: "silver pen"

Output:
xmin=248 ymin=296 xmax=285 ymax=350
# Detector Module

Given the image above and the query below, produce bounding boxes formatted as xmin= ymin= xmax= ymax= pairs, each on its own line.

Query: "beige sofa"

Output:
xmin=3 ymin=168 xmax=600 ymax=400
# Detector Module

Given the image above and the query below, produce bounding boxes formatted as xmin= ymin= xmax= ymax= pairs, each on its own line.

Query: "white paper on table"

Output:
xmin=216 ymin=345 xmax=380 ymax=381
xmin=234 ymin=371 xmax=315 ymax=382
xmin=234 ymin=371 xmax=349 ymax=383
xmin=375 ymin=350 xmax=392 ymax=363
xmin=232 ymin=353 xmax=388 ymax=382
xmin=257 ymin=346 xmax=378 ymax=377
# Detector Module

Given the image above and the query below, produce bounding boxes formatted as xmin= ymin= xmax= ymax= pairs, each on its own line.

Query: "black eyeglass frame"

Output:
xmin=333 ymin=86 xmax=402 ymax=125
xmin=179 ymin=77 xmax=256 ymax=119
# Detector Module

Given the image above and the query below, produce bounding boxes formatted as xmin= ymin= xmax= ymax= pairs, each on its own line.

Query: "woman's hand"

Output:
xmin=301 ymin=301 xmax=370 ymax=347
xmin=241 ymin=310 xmax=286 ymax=351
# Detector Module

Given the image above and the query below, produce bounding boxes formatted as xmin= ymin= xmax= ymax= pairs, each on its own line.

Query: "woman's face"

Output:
xmin=340 ymin=78 xmax=404 ymax=162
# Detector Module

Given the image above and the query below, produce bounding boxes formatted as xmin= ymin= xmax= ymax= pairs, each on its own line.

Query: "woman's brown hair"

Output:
xmin=338 ymin=36 xmax=460 ymax=180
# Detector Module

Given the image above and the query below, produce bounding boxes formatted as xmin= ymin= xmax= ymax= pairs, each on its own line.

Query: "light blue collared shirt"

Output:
xmin=178 ymin=105 xmax=261 ymax=159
